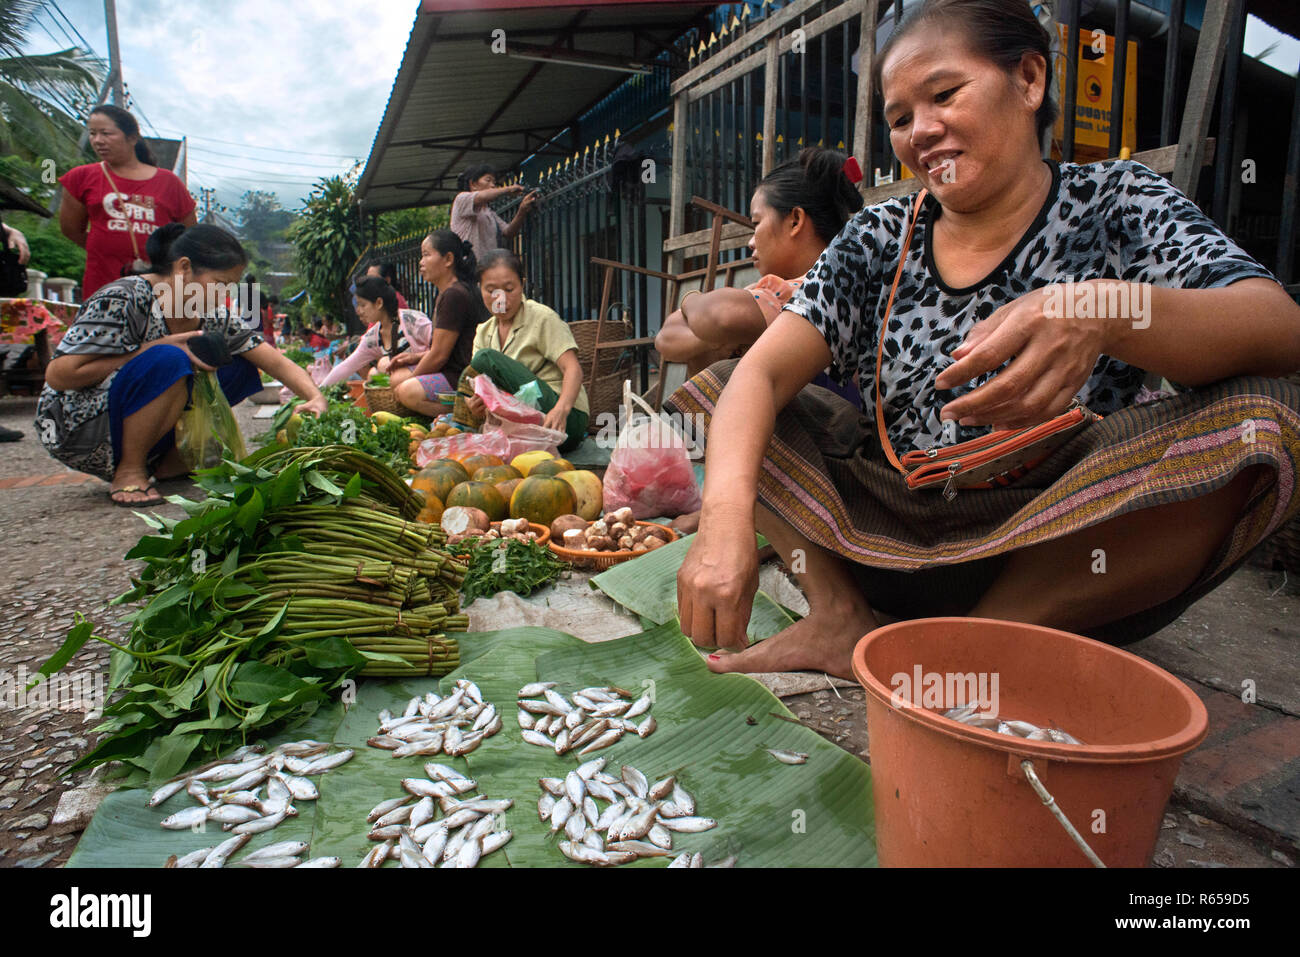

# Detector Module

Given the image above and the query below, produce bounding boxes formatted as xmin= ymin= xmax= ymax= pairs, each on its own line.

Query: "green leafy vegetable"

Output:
xmin=450 ymin=537 xmax=570 ymax=604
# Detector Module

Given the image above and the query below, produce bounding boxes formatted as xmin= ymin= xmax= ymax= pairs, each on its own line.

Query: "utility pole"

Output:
xmin=199 ymin=187 xmax=215 ymax=221
xmin=104 ymin=0 xmax=125 ymax=105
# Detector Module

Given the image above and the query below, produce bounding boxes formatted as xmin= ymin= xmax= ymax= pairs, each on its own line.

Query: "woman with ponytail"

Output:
xmin=391 ymin=230 xmax=488 ymax=415
xmin=58 ymin=105 xmax=197 ymax=298
xmin=36 ymin=223 xmax=327 ymax=506
xmin=656 ymin=147 xmax=864 ymax=401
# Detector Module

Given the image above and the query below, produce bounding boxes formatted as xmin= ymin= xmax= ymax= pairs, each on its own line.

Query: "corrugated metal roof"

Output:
xmin=357 ymin=2 xmax=719 ymax=212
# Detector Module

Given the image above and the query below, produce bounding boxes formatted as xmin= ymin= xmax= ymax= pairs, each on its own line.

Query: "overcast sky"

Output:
xmin=30 ymin=0 xmax=417 ymax=214
xmin=23 ymin=2 xmax=1300 ymax=219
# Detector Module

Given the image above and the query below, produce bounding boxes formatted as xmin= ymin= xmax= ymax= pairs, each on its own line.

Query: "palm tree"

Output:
xmin=0 ymin=0 xmax=104 ymax=173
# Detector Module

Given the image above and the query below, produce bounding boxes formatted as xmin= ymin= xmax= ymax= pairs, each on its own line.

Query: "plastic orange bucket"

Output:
xmin=851 ymin=617 xmax=1208 ymax=867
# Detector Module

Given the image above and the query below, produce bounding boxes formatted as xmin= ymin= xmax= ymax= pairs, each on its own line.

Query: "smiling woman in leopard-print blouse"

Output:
xmin=667 ymin=0 xmax=1300 ymax=680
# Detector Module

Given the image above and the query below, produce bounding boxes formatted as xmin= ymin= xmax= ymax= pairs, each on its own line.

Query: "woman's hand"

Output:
xmin=3 ymin=224 xmax=29 ymax=264
xmin=373 ymin=355 xmax=392 ymax=375
xmin=389 ymin=352 xmax=422 ymax=368
xmin=466 ymin=393 xmax=486 ymax=418
xmin=298 ymin=393 xmax=328 ymax=417
xmin=542 ymin=403 xmax=569 ymax=433
xmin=519 ymin=191 xmax=539 ymax=214
xmin=935 ymin=281 xmax=1109 ymax=431
xmin=677 ymin=504 xmax=759 ymax=650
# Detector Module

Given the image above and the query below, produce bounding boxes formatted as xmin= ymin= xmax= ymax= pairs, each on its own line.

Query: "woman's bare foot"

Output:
xmin=704 ymin=596 xmax=879 ymax=680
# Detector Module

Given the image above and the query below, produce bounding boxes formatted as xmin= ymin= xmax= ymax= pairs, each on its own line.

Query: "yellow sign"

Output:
xmin=1054 ymin=25 xmax=1137 ymax=156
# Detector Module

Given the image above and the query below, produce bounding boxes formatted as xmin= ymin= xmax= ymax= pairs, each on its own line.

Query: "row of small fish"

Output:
xmin=537 ymin=757 xmax=717 ymax=866
xmin=367 ymin=681 xmax=504 ymax=758
xmin=517 ymin=681 xmax=655 ymax=756
xmin=360 ymin=762 xmax=514 ymax=868
xmin=149 ymin=741 xmax=352 ymax=868
xmin=166 ymin=836 xmax=340 ymax=869
xmin=941 ymin=705 xmax=1084 ymax=744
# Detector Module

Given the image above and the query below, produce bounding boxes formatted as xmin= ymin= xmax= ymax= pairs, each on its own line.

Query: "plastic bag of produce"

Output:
xmin=175 ymin=371 xmax=247 ymax=470
xmin=603 ymin=383 xmax=701 ymax=519
xmin=414 ymin=429 xmax=512 ymax=467
xmin=486 ymin=417 xmax=565 ymax=461
xmin=472 ymin=374 xmax=543 ymax=424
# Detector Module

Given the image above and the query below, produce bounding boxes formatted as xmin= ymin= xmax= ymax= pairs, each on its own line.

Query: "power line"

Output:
xmin=185 ymin=145 xmax=360 ymax=170
xmin=147 ymin=128 xmax=361 ymax=160
xmin=186 ymin=153 xmax=351 ymax=178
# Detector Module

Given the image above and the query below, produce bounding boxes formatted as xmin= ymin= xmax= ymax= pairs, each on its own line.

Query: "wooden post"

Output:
xmin=852 ymin=0 xmax=877 ymax=192
xmin=1172 ymin=0 xmax=1232 ymax=199
xmin=669 ymin=92 xmax=688 ymax=243
xmin=762 ymin=37 xmax=778 ymax=176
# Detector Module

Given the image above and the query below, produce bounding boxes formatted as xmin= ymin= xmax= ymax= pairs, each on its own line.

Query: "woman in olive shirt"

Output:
xmin=462 ymin=249 xmax=589 ymax=452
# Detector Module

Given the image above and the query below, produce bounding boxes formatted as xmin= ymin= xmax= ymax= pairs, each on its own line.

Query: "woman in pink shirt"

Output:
xmin=450 ymin=163 xmax=538 ymax=262
xmin=318 ymin=276 xmax=432 ymax=387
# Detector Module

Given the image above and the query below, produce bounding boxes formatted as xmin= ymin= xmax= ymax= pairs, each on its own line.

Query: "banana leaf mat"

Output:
xmin=66 ymin=624 xmax=875 ymax=867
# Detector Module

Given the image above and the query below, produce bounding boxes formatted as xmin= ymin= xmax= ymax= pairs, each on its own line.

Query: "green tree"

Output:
xmin=0 ymin=0 xmax=103 ymax=170
xmin=6 ymin=209 xmax=84 ymax=280
xmin=287 ymin=173 xmax=365 ymax=331
xmin=236 ymin=189 xmax=294 ymax=245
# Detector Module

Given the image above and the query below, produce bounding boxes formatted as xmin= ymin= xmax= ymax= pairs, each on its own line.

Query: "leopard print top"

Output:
xmin=784 ymin=159 xmax=1277 ymax=450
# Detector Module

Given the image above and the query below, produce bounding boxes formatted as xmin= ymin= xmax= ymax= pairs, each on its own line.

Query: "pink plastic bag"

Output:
xmin=472 ymin=375 xmax=543 ymax=424
xmin=414 ymin=430 xmax=512 ymax=467
xmin=603 ymin=388 xmax=702 ymax=519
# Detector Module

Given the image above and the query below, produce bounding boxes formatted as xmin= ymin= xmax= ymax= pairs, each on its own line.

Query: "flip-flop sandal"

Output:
xmin=109 ymin=485 xmax=164 ymax=508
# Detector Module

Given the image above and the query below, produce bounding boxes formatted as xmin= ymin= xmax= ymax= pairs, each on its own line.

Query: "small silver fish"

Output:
xmin=624 ymin=695 xmax=652 ymax=719
xmin=481 ymin=830 xmax=512 ymax=855
xmin=199 ymin=833 xmax=250 ymax=868
xmin=521 ymin=729 xmax=552 ymax=748
xmin=621 ymin=765 xmax=648 ymax=799
xmin=172 ymin=845 xmax=216 ymax=868
xmin=160 ymin=806 xmax=209 ymax=830
xmin=302 ymin=749 xmax=353 ymax=773
xmin=296 ymin=856 xmax=341 ymax=868
xmin=578 ymin=728 xmax=623 ymax=755
xmin=517 ymin=709 xmax=535 ymax=730
xmin=671 ymin=782 xmax=695 ymax=815
xmin=608 ymin=840 xmax=669 ymax=857
xmin=422 ymin=825 xmax=450 ymax=864
xmin=538 ymin=793 xmax=556 ymax=821
xmin=276 ymin=774 xmax=319 ymax=801
xmin=667 ymin=852 xmax=692 ymax=868
xmin=409 ymin=796 xmax=436 ymax=830
xmin=367 ymin=735 xmax=403 ymax=750
xmin=550 ymin=796 xmax=574 ymax=831
xmin=648 ymin=775 xmax=675 ymax=802
xmin=564 ymin=771 xmax=586 ymax=806
xmin=367 ymin=795 xmax=412 ymax=822
xmin=648 ymin=823 xmax=674 ymax=850
xmin=636 ymin=716 xmax=657 ymax=738
xmin=765 ymin=748 xmax=808 ymax=765
xmin=244 ymin=840 xmax=309 ymax=861
xmin=658 ymin=816 xmax=717 ymax=833
xmin=518 ymin=681 xmax=557 ymax=697
xmin=240 ymin=856 xmax=301 ymax=869
xmin=206 ymin=805 xmax=263 ymax=825
xmin=232 ymin=809 xmax=289 ymax=834
xmin=564 ymin=810 xmax=587 ymax=841
xmin=147 ymin=778 xmax=189 ymax=807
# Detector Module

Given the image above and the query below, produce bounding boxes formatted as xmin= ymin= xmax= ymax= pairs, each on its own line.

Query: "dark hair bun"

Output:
xmin=145 ymin=222 xmax=187 ymax=271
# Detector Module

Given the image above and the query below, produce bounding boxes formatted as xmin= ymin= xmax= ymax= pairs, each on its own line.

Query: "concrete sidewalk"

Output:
xmin=0 ymin=392 xmax=1295 ymax=868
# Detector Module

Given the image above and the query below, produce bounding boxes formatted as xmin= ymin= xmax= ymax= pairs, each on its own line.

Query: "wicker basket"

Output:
xmin=364 ymin=385 xmax=414 ymax=417
xmin=572 ymin=319 xmax=632 ymax=379
xmin=548 ymin=521 xmax=677 ymax=570
xmin=587 ymin=371 xmax=628 ymax=433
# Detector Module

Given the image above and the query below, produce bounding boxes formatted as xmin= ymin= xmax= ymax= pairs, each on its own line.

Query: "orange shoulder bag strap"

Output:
xmin=100 ymin=161 xmax=145 ymax=266
xmin=873 ymin=187 xmax=929 ymax=475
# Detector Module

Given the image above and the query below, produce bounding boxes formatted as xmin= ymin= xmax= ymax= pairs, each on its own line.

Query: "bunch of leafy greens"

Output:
xmin=30 ymin=447 xmax=466 ymax=784
xmin=260 ymin=399 xmax=414 ymax=473
xmin=283 ymin=347 xmax=315 ymax=368
xmin=449 ymin=538 xmax=570 ymax=604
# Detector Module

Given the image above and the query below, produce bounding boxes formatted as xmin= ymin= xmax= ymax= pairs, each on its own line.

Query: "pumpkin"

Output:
xmin=472 ymin=464 xmax=522 ymax=485
xmin=555 ymin=469 xmax=603 ymax=520
xmin=510 ymin=450 xmax=554 ymax=476
xmin=509 ymin=475 xmax=578 ymax=528
xmin=528 ymin=458 xmax=574 ymax=477
xmin=457 ymin=453 xmax=505 ymax=473
xmin=427 ymin=458 xmax=470 ymax=482
xmin=412 ymin=466 xmax=464 ymax=506
xmin=446 ymin=481 xmax=509 ymax=522
xmin=415 ymin=494 xmax=445 ymax=526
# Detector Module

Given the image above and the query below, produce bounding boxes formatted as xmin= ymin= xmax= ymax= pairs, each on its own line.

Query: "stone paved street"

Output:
xmin=1 ymin=392 xmax=1296 ymax=868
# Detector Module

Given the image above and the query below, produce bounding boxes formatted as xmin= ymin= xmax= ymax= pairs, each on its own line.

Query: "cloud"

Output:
xmin=44 ymin=0 xmax=418 ymax=211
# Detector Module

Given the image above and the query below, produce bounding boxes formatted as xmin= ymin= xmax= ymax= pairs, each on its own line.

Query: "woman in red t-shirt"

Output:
xmin=59 ymin=105 xmax=197 ymax=299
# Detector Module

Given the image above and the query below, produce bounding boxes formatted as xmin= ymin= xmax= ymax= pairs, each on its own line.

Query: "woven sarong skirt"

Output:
xmin=665 ymin=360 xmax=1300 ymax=644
